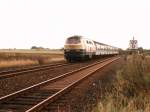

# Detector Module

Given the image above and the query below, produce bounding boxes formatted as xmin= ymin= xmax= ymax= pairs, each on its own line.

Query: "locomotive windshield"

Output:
xmin=66 ymin=36 xmax=81 ymax=44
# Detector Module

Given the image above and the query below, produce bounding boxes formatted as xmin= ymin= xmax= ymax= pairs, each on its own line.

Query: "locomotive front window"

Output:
xmin=66 ymin=38 xmax=81 ymax=44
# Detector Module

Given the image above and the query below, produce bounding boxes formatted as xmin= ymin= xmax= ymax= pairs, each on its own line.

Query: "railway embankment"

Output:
xmin=92 ymin=54 xmax=150 ymax=112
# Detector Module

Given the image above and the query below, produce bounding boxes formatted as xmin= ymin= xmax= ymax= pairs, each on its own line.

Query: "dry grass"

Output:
xmin=0 ymin=60 xmax=39 ymax=68
xmin=92 ymin=54 xmax=150 ymax=112
xmin=0 ymin=50 xmax=64 ymax=68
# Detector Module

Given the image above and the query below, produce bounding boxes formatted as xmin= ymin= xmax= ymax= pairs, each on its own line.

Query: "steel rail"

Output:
xmin=0 ymin=62 xmax=70 ymax=79
xmin=0 ymin=57 xmax=120 ymax=112
xmin=26 ymin=57 xmax=120 ymax=112
xmin=0 ymin=61 xmax=65 ymax=75
xmin=0 ymin=57 xmax=112 ymax=102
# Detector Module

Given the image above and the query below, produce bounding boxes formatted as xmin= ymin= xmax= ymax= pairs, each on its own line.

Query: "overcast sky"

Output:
xmin=0 ymin=0 xmax=150 ymax=49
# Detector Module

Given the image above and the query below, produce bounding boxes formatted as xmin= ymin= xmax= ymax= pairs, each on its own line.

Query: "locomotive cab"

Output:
xmin=64 ymin=36 xmax=86 ymax=61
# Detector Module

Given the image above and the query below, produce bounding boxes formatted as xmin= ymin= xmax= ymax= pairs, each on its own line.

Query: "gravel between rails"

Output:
xmin=42 ymin=57 xmax=124 ymax=112
xmin=0 ymin=58 xmax=106 ymax=97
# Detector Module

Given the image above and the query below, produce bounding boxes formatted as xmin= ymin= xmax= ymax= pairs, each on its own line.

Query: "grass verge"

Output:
xmin=92 ymin=54 xmax=150 ymax=112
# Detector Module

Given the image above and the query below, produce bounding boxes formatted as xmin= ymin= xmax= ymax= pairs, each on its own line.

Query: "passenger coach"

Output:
xmin=64 ymin=35 xmax=118 ymax=62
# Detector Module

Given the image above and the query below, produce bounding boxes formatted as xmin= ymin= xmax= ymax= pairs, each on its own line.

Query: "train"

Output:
xmin=64 ymin=35 xmax=119 ymax=62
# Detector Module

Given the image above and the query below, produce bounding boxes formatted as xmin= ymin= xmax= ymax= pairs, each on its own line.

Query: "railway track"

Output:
xmin=0 ymin=57 xmax=120 ymax=112
xmin=0 ymin=62 xmax=70 ymax=79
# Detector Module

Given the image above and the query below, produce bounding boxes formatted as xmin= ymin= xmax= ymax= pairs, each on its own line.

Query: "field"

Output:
xmin=92 ymin=54 xmax=150 ymax=112
xmin=0 ymin=49 xmax=64 ymax=68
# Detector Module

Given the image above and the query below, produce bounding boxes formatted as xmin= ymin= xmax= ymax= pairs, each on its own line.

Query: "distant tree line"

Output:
xmin=31 ymin=46 xmax=64 ymax=51
xmin=31 ymin=46 xmax=49 ymax=50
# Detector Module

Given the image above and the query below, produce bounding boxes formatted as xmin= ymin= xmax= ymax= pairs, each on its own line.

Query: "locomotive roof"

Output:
xmin=67 ymin=35 xmax=118 ymax=49
xmin=68 ymin=35 xmax=82 ymax=39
